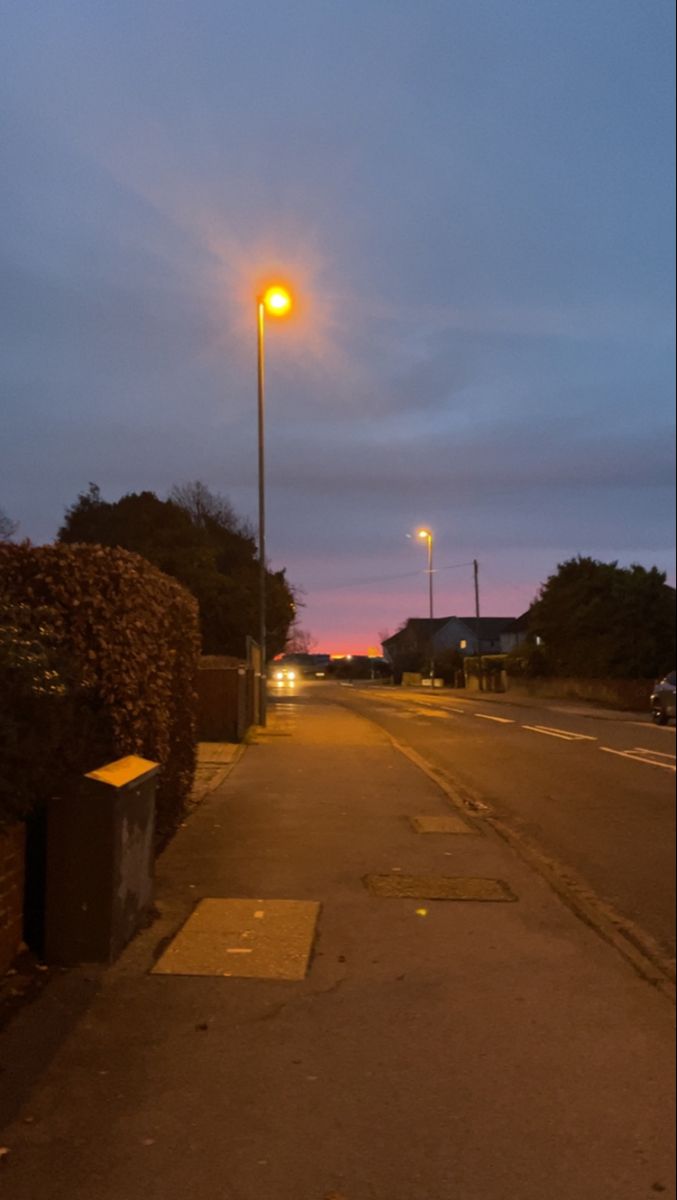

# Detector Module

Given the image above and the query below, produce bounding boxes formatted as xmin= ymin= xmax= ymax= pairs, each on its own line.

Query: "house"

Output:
xmin=382 ymin=614 xmax=526 ymax=678
xmin=440 ymin=615 xmax=527 ymax=655
xmin=381 ymin=618 xmax=454 ymax=678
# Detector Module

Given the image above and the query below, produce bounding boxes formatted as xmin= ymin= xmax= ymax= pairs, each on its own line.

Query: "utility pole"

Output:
xmin=415 ymin=528 xmax=435 ymax=683
xmin=256 ymin=298 xmax=267 ymax=726
xmin=473 ymin=558 xmax=482 ymax=691
xmin=427 ymin=532 xmax=435 ymax=682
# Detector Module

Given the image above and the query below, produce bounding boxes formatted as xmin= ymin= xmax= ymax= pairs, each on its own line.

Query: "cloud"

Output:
xmin=1 ymin=0 xmax=674 ymax=651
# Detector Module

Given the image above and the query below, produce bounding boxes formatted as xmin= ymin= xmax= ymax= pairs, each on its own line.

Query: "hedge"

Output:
xmin=0 ymin=542 xmax=201 ymax=846
xmin=504 ymin=641 xmax=550 ymax=678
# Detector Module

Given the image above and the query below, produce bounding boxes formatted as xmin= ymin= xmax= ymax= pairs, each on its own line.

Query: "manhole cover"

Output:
xmin=363 ymin=874 xmax=516 ymax=901
xmin=409 ymin=815 xmax=476 ymax=834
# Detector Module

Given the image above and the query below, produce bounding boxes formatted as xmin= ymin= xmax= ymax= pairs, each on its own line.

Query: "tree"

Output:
xmin=0 ymin=508 xmax=17 ymax=542
xmin=528 ymin=556 xmax=676 ymax=679
xmin=169 ymin=480 xmax=255 ymax=543
xmin=58 ymin=483 xmax=296 ymax=659
xmin=286 ymin=625 xmax=317 ymax=654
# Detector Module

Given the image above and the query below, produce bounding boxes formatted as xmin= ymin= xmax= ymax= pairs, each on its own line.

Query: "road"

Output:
xmin=328 ymin=681 xmax=676 ymax=974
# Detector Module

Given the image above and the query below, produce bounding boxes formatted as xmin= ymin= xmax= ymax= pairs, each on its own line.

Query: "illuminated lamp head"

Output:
xmin=262 ymin=285 xmax=292 ymax=317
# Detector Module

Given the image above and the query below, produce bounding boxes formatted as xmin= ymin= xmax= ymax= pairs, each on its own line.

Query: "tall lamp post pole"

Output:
xmin=255 ymin=284 xmax=292 ymax=726
xmin=417 ymin=528 xmax=435 ymax=681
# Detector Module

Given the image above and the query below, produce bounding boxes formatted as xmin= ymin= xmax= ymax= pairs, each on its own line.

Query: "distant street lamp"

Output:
xmin=256 ymin=284 xmax=292 ymax=726
xmin=416 ymin=527 xmax=435 ymax=681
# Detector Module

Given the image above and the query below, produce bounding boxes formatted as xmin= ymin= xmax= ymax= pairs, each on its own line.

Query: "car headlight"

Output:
xmin=287 ymin=671 xmax=296 ymax=680
xmin=275 ymin=671 xmax=284 ymax=680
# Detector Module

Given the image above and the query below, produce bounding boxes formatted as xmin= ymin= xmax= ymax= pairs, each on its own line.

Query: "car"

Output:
xmin=270 ymin=665 xmax=297 ymax=687
xmin=650 ymin=671 xmax=676 ymax=725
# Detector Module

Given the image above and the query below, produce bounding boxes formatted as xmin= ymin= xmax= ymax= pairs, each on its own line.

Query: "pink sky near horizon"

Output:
xmin=294 ymin=578 xmax=535 ymax=657
xmin=279 ymin=544 xmax=676 ymax=657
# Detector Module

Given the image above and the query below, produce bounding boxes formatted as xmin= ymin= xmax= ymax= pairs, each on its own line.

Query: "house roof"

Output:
xmin=382 ymin=615 xmax=520 ymax=648
xmin=511 ymin=610 xmax=531 ymax=631
xmin=382 ymin=617 xmax=453 ymax=647
xmin=456 ymin=617 xmax=520 ymax=639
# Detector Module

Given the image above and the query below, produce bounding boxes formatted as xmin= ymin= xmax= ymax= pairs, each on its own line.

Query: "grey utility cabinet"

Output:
xmin=45 ymin=755 xmax=159 ymax=964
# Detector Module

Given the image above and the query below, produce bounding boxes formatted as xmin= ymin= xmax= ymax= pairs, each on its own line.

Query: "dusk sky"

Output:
xmin=2 ymin=1 xmax=674 ymax=653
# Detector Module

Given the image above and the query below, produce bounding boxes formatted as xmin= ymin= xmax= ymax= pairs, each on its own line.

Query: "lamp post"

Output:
xmin=256 ymin=284 xmax=292 ymax=726
xmin=416 ymin=528 xmax=435 ymax=681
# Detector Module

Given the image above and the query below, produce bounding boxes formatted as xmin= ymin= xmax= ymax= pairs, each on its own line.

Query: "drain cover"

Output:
xmin=363 ymin=874 xmax=516 ymax=901
xmin=409 ymin=815 xmax=476 ymax=834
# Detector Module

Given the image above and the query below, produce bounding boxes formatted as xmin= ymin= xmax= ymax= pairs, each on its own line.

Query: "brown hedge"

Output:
xmin=0 ymin=542 xmax=201 ymax=846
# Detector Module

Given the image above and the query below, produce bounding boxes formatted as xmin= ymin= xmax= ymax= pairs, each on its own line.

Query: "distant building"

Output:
xmin=437 ymin=616 xmax=525 ymax=655
xmin=382 ymin=614 xmax=528 ymax=678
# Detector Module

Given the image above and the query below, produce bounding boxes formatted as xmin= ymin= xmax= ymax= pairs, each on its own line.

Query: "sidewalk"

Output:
xmin=0 ymin=695 xmax=674 ymax=1199
xmin=190 ymin=741 xmax=244 ymax=806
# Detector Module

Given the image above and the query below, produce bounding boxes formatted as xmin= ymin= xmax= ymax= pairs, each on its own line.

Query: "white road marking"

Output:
xmin=523 ymin=724 xmax=597 ymax=742
xmin=631 ymin=747 xmax=676 ymax=760
xmin=599 ymin=747 xmax=676 ymax=772
xmin=474 ymin=713 xmax=515 ymax=724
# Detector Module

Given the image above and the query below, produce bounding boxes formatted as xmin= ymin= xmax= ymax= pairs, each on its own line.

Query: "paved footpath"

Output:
xmin=0 ymin=692 xmax=674 ymax=1199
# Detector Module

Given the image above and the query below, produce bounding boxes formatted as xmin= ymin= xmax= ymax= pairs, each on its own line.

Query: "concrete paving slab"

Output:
xmin=152 ymin=898 xmax=320 ymax=979
xmin=190 ymin=743 xmax=244 ymax=806
xmin=196 ymin=743 xmax=241 ymax=765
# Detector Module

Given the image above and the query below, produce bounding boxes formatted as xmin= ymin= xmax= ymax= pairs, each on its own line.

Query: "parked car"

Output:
xmin=650 ymin=671 xmax=676 ymax=725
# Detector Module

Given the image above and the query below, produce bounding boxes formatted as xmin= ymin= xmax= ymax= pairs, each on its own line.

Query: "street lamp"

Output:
xmin=416 ymin=528 xmax=435 ymax=682
xmin=256 ymin=284 xmax=292 ymax=726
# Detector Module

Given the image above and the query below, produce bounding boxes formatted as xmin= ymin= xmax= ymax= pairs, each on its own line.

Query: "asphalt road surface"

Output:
xmin=329 ymin=681 xmax=676 ymax=972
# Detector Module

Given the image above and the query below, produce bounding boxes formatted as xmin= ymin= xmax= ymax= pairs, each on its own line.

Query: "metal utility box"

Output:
xmin=45 ymin=755 xmax=159 ymax=964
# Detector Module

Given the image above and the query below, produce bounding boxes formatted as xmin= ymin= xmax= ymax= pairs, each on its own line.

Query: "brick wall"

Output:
xmin=0 ymin=823 xmax=26 ymax=972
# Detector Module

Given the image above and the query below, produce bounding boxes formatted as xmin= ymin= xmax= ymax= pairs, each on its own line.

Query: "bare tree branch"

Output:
xmin=0 ymin=508 xmax=18 ymax=542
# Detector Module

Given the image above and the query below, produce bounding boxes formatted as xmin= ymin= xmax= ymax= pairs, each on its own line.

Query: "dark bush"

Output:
xmin=0 ymin=593 xmax=112 ymax=827
xmin=528 ymin=557 xmax=675 ymax=679
xmin=504 ymin=641 xmax=550 ymax=678
xmin=433 ymin=648 xmax=464 ymax=685
xmin=0 ymin=543 xmax=201 ymax=847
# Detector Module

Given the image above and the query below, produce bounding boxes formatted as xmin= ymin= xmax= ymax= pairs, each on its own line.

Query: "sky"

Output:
xmin=1 ymin=0 xmax=675 ymax=654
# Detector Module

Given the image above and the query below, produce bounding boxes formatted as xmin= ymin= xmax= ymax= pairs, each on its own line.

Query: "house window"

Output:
xmin=459 ymin=639 xmax=467 ymax=649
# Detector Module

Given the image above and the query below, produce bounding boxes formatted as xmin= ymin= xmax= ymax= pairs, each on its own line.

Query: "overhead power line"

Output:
xmin=306 ymin=562 xmax=475 ymax=593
